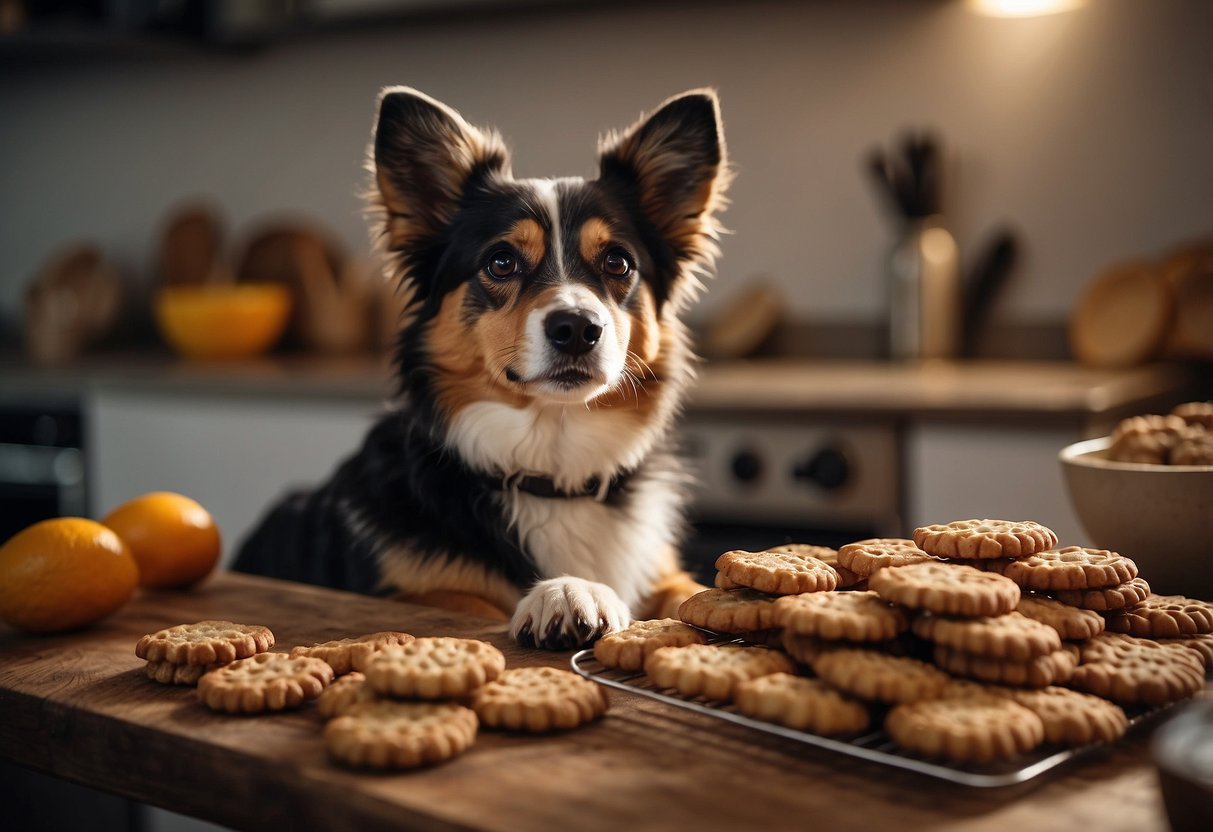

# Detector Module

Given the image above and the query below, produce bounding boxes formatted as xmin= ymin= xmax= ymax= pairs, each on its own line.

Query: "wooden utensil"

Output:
xmin=235 ymin=224 xmax=373 ymax=354
xmin=155 ymin=203 xmax=223 ymax=287
xmin=24 ymin=243 xmax=122 ymax=365
xmin=1160 ymin=244 xmax=1213 ymax=361
xmin=291 ymin=234 xmax=371 ymax=355
xmin=1069 ymin=261 xmax=1173 ymax=368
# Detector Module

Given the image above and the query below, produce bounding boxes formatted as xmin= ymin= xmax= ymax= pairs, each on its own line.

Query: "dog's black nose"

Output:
xmin=545 ymin=310 xmax=603 ymax=356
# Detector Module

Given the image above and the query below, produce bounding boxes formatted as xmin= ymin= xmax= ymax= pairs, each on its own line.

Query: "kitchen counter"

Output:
xmin=0 ymin=572 xmax=1196 ymax=832
xmin=691 ymin=359 xmax=1197 ymax=420
xmin=0 ymin=354 xmax=1198 ymax=420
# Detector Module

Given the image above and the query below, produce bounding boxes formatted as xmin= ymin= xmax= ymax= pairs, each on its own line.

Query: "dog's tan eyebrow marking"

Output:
xmin=578 ymin=218 xmax=612 ymax=264
xmin=500 ymin=218 xmax=545 ymax=268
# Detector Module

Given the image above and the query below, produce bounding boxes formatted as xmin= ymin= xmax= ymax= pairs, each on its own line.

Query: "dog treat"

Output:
xmin=1071 ymin=633 xmax=1205 ymax=706
xmin=1015 ymin=595 xmax=1105 ymax=640
xmin=471 ymin=666 xmax=609 ymax=732
xmin=1054 ymin=577 xmax=1152 ymax=612
xmin=912 ymin=611 xmax=1061 ymax=662
xmin=325 ymin=700 xmax=478 ymax=769
xmin=1155 ymin=635 xmax=1213 ymax=671
xmin=838 ymin=538 xmax=934 ymax=577
xmin=593 ymin=618 xmax=707 ymax=671
xmin=316 ymin=672 xmax=379 ymax=719
xmin=811 ymin=649 xmax=951 ymax=704
xmin=1000 ymin=686 xmax=1129 ymax=746
xmin=868 ymin=561 xmax=1020 ymax=618
xmin=734 ymin=673 xmax=870 ymax=735
xmin=1171 ymin=429 xmax=1213 ymax=465
xmin=713 ymin=553 xmax=858 ymax=594
xmin=1105 ymin=594 xmax=1213 ymax=638
xmin=885 ymin=697 xmax=1045 ymax=762
xmin=644 ymin=644 xmax=793 ymax=702
xmin=1172 ymin=401 xmax=1213 ymax=429
xmin=790 ymin=548 xmax=868 ymax=594
xmin=145 ymin=660 xmax=222 ymax=686
xmin=197 ymin=652 xmax=333 ymax=713
xmin=136 ymin=621 xmax=274 ymax=666
xmin=678 ymin=588 xmax=780 ymax=634
xmin=773 ymin=590 xmax=908 ymax=642
xmin=364 ymin=637 xmax=505 ymax=699
xmin=912 ymin=519 xmax=1057 ymax=560
xmin=933 ymin=644 xmax=1078 ymax=688
xmin=716 ymin=547 xmax=838 ymax=595
xmin=985 ymin=547 xmax=1138 ymax=592
xmin=767 ymin=545 xmax=863 ymax=588
xmin=290 ymin=631 xmax=415 ymax=676
xmin=1108 ymin=414 xmax=1190 ymax=464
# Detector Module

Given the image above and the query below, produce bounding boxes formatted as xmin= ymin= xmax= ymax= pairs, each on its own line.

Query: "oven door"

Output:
xmin=678 ymin=414 xmax=903 ymax=582
xmin=0 ymin=406 xmax=87 ymax=543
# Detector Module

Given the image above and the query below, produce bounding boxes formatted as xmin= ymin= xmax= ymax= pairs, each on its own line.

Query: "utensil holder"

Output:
xmin=887 ymin=215 xmax=960 ymax=360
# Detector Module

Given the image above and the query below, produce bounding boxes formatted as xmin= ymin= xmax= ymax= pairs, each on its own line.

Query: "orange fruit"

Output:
xmin=0 ymin=517 xmax=140 ymax=632
xmin=102 ymin=492 xmax=222 ymax=590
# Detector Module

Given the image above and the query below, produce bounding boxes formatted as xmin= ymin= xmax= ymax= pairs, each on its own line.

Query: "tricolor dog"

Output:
xmin=235 ymin=87 xmax=730 ymax=649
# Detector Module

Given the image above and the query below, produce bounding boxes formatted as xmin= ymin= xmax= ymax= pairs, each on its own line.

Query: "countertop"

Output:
xmin=0 ymin=353 xmax=1199 ymax=420
xmin=0 ymin=572 xmax=1193 ymax=832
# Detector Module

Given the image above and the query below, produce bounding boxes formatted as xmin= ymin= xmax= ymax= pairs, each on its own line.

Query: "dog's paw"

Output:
xmin=510 ymin=577 xmax=631 ymax=650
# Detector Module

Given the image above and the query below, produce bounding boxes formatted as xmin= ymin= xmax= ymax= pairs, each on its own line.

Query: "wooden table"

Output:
xmin=0 ymin=573 xmax=1186 ymax=832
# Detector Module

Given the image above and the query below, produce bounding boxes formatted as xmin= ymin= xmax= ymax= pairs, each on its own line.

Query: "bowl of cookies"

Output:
xmin=1060 ymin=402 xmax=1213 ymax=599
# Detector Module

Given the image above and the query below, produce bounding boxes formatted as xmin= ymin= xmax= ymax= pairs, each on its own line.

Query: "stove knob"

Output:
xmin=793 ymin=447 xmax=850 ymax=490
xmin=730 ymin=449 xmax=763 ymax=484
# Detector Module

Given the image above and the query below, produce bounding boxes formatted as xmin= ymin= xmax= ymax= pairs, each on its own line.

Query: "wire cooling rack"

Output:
xmin=570 ymin=647 xmax=1169 ymax=788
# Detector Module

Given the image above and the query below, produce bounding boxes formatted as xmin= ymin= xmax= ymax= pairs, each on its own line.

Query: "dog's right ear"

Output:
xmin=371 ymin=88 xmax=510 ymax=287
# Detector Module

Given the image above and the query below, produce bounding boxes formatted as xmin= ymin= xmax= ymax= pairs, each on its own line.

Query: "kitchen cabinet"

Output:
xmin=89 ymin=388 xmax=375 ymax=567
xmin=907 ymin=423 xmax=1086 ymax=544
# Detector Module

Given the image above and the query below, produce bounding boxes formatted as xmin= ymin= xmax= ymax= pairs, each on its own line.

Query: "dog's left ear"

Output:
xmin=598 ymin=90 xmax=730 ymax=308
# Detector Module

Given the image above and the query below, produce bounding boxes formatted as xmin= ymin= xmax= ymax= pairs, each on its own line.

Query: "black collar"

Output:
xmin=480 ymin=470 xmax=631 ymax=500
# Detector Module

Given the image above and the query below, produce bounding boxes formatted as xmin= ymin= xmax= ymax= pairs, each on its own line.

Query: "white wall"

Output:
xmin=2 ymin=0 xmax=1211 ymax=330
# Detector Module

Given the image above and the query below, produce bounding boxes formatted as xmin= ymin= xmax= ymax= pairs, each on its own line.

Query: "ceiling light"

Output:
xmin=968 ymin=0 xmax=1087 ymax=18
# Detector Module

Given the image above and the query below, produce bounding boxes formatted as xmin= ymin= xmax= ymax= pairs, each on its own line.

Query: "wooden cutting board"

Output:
xmin=0 ymin=573 xmax=1183 ymax=832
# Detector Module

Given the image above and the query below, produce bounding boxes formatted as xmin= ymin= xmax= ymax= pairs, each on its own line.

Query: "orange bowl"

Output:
xmin=154 ymin=284 xmax=291 ymax=360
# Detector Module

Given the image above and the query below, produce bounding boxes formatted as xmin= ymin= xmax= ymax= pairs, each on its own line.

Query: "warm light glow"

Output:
xmin=968 ymin=0 xmax=1086 ymax=17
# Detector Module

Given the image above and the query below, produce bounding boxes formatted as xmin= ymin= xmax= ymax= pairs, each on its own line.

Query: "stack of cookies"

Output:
xmin=135 ymin=620 xmax=338 ymax=714
xmin=135 ymin=620 xmax=277 ymax=688
xmin=595 ymin=519 xmax=1211 ymax=764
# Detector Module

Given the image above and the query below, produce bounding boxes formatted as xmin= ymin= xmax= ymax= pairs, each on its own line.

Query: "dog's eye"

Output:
xmin=486 ymin=251 xmax=519 ymax=279
xmin=602 ymin=249 xmax=632 ymax=278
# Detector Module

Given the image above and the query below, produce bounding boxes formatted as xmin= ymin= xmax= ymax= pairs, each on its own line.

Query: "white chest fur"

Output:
xmin=446 ymin=400 xmax=680 ymax=608
xmin=447 ymin=400 xmax=657 ymax=491
xmin=504 ymin=472 xmax=681 ymax=608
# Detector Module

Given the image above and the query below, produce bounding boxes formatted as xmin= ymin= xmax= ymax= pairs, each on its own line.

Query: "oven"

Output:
xmin=0 ymin=404 xmax=87 ymax=544
xmin=679 ymin=412 xmax=904 ymax=583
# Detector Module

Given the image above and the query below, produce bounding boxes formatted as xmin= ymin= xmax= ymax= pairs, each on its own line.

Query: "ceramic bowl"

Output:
xmin=1059 ymin=436 xmax=1213 ymax=599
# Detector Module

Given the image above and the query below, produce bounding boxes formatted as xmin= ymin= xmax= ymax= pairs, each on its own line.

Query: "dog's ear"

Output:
xmin=370 ymin=87 xmax=511 ymax=294
xmin=598 ymin=90 xmax=729 ymax=309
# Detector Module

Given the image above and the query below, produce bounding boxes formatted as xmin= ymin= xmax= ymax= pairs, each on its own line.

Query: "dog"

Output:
xmin=233 ymin=87 xmax=730 ymax=649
